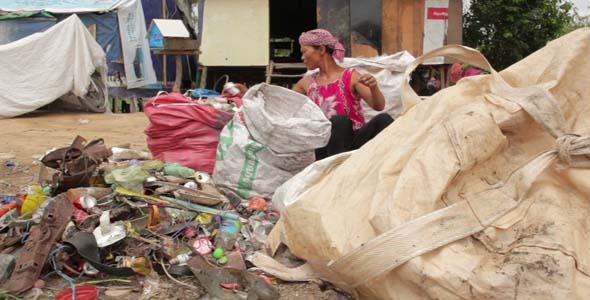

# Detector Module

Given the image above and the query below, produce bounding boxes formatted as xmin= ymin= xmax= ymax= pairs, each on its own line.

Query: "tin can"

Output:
xmin=223 ymin=82 xmax=240 ymax=96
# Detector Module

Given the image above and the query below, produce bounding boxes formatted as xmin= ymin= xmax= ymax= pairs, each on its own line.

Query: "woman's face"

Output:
xmin=300 ymin=45 xmax=322 ymax=69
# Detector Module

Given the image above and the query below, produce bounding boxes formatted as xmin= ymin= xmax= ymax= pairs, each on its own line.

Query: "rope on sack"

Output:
xmin=555 ymin=134 xmax=590 ymax=168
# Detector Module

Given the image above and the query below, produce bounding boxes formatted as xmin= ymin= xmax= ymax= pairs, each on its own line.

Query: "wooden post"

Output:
xmin=199 ymin=66 xmax=208 ymax=88
xmin=130 ymin=96 xmax=138 ymax=112
xmin=439 ymin=65 xmax=447 ymax=88
xmin=162 ymin=0 xmax=168 ymax=88
xmin=265 ymin=60 xmax=274 ymax=84
xmin=173 ymin=55 xmax=182 ymax=92
xmin=163 ymin=55 xmax=167 ymax=84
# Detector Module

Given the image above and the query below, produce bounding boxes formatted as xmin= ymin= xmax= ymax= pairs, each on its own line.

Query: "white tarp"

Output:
xmin=0 ymin=0 xmax=134 ymax=13
xmin=0 ymin=14 xmax=107 ymax=119
xmin=117 ymin=0 xmax=157 ymax=89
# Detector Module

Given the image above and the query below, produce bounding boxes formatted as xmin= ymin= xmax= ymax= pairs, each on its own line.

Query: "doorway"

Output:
xmin=269 ymin=0 xmax=317 ymax=63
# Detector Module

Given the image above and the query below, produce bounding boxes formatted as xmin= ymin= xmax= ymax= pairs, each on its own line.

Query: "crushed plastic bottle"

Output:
xmin=169 ymin=253 xmax=191 ymax=265
xmin=0 ymin=254 xmax=16 ymax=283
xmin=163 ymin=162 xmax=195 ymax=179
xmin=215 ymin=218 xmax=241 ymax=251
xmin=141 ymin=270 xmax=160 ymax=299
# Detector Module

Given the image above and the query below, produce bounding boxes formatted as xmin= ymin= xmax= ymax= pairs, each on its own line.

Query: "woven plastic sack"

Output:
xmin=340 ymin=51 xmax=415 ymax=121
xmin=213 ymin=83 xmax=330 ymax=199
xmin=144 ymin=92 xmax=235 ymax=174
xmin=253 ymin=29 xmax=590 ymax=299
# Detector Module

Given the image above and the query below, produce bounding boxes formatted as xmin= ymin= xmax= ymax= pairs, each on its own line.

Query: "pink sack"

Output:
xmin=144 ymin=93 xmax=237 ymax=174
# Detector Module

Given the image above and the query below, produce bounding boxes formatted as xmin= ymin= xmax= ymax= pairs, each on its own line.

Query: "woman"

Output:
xmin=293 ymin=29 xmax=394 ymax=160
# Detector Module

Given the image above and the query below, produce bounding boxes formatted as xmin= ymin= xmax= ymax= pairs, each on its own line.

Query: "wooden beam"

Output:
xmin=173 ymin=55 xmax=182 ymax=92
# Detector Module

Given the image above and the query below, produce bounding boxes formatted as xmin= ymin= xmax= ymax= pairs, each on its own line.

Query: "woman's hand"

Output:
xmin=358 ymin=74 xmax=379 ymax=89
xmin=353 ymin=72 xmax=385 ymax=111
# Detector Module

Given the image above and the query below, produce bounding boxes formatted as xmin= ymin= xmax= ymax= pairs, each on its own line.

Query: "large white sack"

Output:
xmin=213 ymin=83 xmax=330 ymax=200
xmin=255 ymin=29 xmax=590 ymax=299
xmin=340 ymin=51 xmax=415 ymax=120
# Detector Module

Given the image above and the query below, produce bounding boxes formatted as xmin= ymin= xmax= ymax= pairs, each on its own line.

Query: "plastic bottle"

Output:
xmin=169 ymin=253 xmax=191 ymax=265
xmin=163 ymin=162 xmax=195 ymax=178
xmin=118 ymin=256 xmax=152 ymax=276
xmin=131 ymin=257 xmax=152 ymax=276
xmin=215 ymin=218 xmax=241 ymax=251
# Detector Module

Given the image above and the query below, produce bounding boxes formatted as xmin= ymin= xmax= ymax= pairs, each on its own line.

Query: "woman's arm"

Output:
xmin=351 ymin=71 xmax=385 ymax=111
xmin=293 ymin=76 xmax=311 ymax=95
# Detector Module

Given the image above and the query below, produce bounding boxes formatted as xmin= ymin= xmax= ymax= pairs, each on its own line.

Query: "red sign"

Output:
xmin=427 ymin=7 xmax=448 ymax=20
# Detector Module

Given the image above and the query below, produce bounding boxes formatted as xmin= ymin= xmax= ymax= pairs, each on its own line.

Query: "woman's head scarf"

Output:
xmin=298 ymin=29 xmax=345 ymax=62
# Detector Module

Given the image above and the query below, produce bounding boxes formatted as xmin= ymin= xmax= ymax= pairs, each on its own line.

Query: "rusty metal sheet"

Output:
xmin=4 ymin=195 xmax=74 ymax=294
xmin=351 ymin=0 xmax=382 ymax=56
xmin=317 ymin=0 xmax=351 ymax=55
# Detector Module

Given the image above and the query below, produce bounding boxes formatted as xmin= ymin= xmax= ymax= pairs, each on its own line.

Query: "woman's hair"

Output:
xmin=313 ymin=45 xmax=335 ymax=54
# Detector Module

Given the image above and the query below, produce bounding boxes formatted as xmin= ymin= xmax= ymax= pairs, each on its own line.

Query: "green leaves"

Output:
xmin=464 ymin=0 xmax=576 ymax=70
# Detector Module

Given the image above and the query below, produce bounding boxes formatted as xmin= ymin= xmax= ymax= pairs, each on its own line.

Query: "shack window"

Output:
xmin=269 ymin=0 xmax=317 ymax=63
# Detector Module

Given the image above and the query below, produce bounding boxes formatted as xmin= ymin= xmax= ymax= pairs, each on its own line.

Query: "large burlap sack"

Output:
xmin=213 ymin=83 xmax=330 ymax=199
xmin=253 ymin=29 xmax=590 ymax=299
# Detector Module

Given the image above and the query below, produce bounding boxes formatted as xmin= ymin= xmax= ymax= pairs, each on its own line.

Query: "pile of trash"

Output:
xmin=0 ymin=134 xmax=286 ymax=299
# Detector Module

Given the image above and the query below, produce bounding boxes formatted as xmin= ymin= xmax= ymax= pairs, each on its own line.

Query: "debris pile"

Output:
xmin=0 ymin=135 xmax=287 ymax=299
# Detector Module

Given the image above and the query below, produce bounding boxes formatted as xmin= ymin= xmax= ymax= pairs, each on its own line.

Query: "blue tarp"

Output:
xmin=0 ymin=18 xmax=56 ymax=45
xmin=0 ymin=0 xmax=127 ymax=13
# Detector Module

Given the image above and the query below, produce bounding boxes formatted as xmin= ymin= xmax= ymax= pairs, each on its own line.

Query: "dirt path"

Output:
xmin=0 ymin=111 xmax=150 ymax=165
xmin=0 ymin=112 xmax=149 ymax=194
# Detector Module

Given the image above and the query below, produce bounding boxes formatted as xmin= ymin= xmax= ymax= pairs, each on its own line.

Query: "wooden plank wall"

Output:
xmin=382 ymin=0 xmax=425 ymax=57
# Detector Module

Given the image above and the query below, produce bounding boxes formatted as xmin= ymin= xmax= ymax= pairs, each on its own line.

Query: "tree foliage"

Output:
xmin=463 ymin=0 xmax=576 ymax=70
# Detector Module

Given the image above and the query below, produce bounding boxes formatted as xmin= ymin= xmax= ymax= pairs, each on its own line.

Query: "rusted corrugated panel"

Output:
xmin=317 ymin=0 xmax=351 ymax=55
xmin=382 ymin=0 xmax=424 ymax=57
xmin=350 ymin=0 xmax=382 ymax=57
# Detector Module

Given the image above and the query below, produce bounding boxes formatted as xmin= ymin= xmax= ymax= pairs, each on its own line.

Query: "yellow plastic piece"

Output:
xmin=21 ymin=185 xmax=47 ymax=216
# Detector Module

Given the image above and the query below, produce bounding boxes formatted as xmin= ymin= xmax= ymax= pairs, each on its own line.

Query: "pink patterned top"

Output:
xmin=306 ymin=68 xmax=365 ymax=130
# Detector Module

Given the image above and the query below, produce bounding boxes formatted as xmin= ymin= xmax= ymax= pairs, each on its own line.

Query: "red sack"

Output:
xmin=144 ymin=93 xmax=236 ymax=174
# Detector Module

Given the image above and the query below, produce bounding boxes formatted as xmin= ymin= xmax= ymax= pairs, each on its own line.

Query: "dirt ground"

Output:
xmin=0 ymin=111 xmax=345 ymax=300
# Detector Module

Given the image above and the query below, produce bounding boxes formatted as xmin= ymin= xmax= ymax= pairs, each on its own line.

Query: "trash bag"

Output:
xmin=255 ymin=29 xmax=590 ymax=299
xmin=213 ymin=83 xmax=330 ymax=199
xmin=144 ymin=92 xmax=235 ymax=174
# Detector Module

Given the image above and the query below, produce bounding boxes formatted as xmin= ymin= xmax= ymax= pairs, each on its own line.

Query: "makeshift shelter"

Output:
xmin=0 ymin=15 xmax=107 ymax=118
xmin=0 ymin=0 xmax=197 ymax=101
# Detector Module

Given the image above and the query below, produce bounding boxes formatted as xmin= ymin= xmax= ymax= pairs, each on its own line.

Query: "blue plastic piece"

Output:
xmin=191 ymin=88 xmax=220 ymax=98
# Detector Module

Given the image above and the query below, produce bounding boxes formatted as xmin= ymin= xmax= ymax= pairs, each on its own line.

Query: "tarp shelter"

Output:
xmin=0 ymin=15 xmax=107 ymax=118
xmin=0 ymin=0 xmax=179 ymax=91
